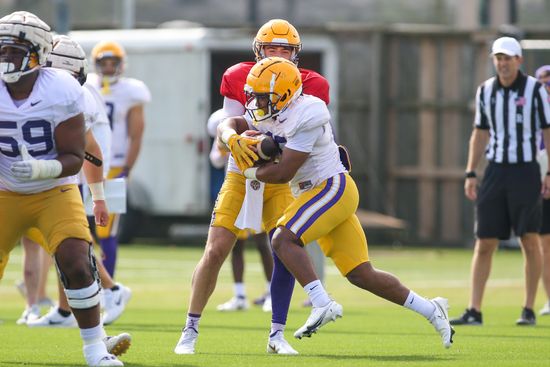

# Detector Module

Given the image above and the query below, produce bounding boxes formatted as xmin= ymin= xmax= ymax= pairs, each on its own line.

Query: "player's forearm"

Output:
xmin=83 ymin=160 xmax=104 ymax=184
xmin=125 ymin=139 xmax=142 ymax=171
xmin=56 ymin=152 xmax=85 ymax=177
xmin=248 ymin=162 xmax=292 ymax=184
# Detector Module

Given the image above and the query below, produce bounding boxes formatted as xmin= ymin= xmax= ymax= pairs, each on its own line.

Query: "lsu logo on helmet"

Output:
xmin=244 ymin=57 xmax=302 ymax=123
xmin=253 ymin=19 xmax=302 ymax=63
xmin=0 ymin=11 xmax=52 ymax=83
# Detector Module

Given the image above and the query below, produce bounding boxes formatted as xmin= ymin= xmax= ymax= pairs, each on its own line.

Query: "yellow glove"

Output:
xmin=226 ymin=134 xmax=259 ymax=172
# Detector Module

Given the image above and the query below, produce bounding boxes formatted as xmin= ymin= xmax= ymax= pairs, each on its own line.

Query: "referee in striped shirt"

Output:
xmin=451 ymin=37 xmax=550 ymax=326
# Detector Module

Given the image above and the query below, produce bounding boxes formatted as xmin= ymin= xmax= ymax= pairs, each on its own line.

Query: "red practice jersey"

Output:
xmin=220 ymin=61 xmax=330 ymax=106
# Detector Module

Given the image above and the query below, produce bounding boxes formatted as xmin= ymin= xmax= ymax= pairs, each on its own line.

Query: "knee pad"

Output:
xmin=64 ymin=279 xmax=101 ymax=309
xmin=55 ymin=245 xmax=101 ymax=309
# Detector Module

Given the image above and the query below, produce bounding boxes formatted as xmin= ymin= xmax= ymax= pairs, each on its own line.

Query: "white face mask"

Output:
xmin=101 ymin=74 xmax=119 ymax=84
xmin=0 ymin=61 xmax=22 ymax=83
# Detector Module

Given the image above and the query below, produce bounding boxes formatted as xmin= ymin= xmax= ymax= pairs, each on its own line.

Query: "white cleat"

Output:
xmin=84 ymin=342 xmax=123 ymax=366
xmin=539 ymin=301 xmax=550 ymax=316
xmin=216 ymin=296 xmax=249 ymax=311
xmin=27 ymin=307 xmax=77 ymax=328
xmin=16 ymin=304 xmax=40 ymax=325
xmin=104 ymin=333 xmax=132 ymax=357
xmin=174 ymin=328 xmax=198 ymax=354
xmin=429 ymin=297 xmax=455 ymax=348
xmin=262 ymin=295 xmax=272 ymax=313
xmin=294 ymin=300 xmax=343 ymax=339
xmin=103 ymin=284 xmax=132 ymax=325
xmin=267 ymin=332 xmax=298 ymax=355
xmin=87 ymin=354 xmax=123 ymax=366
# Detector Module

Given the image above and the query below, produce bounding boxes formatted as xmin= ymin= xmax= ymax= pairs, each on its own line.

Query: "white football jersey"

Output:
xmin=87 ymin=73 xmax=151 ymax=167
xmin=244 ymin=94 xmax=346 ymax=196
xmin=84 ymin=83 xmax=111 ymax=176
xmin=83 ymin=82 xmax=109 ymax=129
xmin=0 ymin=68 xmax=85 ymax=194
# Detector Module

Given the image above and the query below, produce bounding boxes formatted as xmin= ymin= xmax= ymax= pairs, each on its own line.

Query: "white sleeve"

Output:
xmin=285 ymin=125 xmax=324 ymax=153
xmin=206 ymin=109 xmax=229 ymax=137
xmin=222 ymin=97 xmax=245 ymax=117
xmin=91 ymin=122 xmax=112 ymax=176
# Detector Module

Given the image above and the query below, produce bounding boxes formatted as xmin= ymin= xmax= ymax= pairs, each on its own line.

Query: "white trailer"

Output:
xmin=70 ymin=27 xmax=339 ymax=240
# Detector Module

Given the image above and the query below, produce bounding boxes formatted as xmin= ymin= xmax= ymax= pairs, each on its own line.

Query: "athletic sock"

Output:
xmin=270 ymin=249 xmax=295 ymax=325
xmin=80 ymin=324 xmax=104 ymax=345
xmin=185 ymin=313 xmax=201 ymax=333
xmin=99 ymin=236 xmax=118 ymax=277
xmin=234 ymin=282 xmax=246 ymax=298
xmin=403 ymin=290 xmax=436 ymax=318
xmin=269 ymin=322 xmax=285 ymax=338
xmin=304 ymin=280 xmax=331 ymax=308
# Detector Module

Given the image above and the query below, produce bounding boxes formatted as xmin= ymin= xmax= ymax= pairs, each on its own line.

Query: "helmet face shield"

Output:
xmin=244 ymin=91 xmax=282 ymax=123
xmin=95 ymin=56 xmax=122 ymax=81
xmin=0 ymin=37 xmax=38 ymax=83
xmin=244 ymin=57 xmax=303 ymax=124
xmin=0 ymin=11 xmax=53 ymax=82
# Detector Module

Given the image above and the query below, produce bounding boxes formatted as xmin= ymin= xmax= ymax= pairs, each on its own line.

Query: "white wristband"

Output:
xmin=33 ymin=159 xmax=63 ymax=179
xmin=243 ymin=167 xmax=258 ymax=180
xmin=220 ymin=129 xmax=237 ymax=145
xmin=89 ymin=182 xmax=106 ymax=201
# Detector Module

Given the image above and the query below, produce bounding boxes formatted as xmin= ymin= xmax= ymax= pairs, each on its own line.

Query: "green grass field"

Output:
xmin=1 ymin=244 xmax=549 ymax=367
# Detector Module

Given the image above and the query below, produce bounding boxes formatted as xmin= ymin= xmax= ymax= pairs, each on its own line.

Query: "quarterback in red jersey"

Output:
xmin=175 ymin=19 xmax=330 ymax=356
xmin=220 ymin=62 xmax=329 ymax=107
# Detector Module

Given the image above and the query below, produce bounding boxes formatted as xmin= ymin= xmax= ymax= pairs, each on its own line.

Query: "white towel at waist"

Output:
xmin=235 ymin=179 xmax=265 ymax=233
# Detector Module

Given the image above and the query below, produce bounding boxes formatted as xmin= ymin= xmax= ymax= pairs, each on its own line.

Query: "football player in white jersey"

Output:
xmin=0 ymin=11 xmax=126 ymax=366
xmin=20 ymin=36 xmax=132 ymax=337
xmin=221 ymin=57 xmax=455 ymax=350
xmin=86 ymin=40 xmax=151 ymax=277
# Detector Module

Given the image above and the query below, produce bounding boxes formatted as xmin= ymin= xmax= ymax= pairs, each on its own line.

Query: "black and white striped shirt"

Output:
xmin=475 ymin=72 xmax=550 ymax=164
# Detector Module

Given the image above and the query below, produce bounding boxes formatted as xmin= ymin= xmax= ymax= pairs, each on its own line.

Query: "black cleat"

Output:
xmin=516 ymin=307 xmax=536 ymax=326
xmin=449 ymin=308 xmax=482 ymax=326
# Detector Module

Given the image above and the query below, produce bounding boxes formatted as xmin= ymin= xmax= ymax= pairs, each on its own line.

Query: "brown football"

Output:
xmin=256 ymin=135 xmax=279 ymax=163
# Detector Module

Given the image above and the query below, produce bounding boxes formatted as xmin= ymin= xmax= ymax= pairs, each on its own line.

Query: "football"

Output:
xmin=256 ymin=135 xmax=279 ymax=163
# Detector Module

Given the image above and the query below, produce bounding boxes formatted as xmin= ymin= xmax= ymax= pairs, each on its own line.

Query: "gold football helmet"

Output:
xmin=244 ymin=57 xmax=302 ymax=122
xmin=253 ymin=19 xmax=301 ymax=63
xmin=91 ymin=40 xmax=126 ymax=83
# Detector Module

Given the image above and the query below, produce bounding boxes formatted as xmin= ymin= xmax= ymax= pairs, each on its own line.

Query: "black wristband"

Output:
xmin=465 ymin=171 xmax=477 ymax=179
xmin=547 ymin=171 xmax=550 ymax=176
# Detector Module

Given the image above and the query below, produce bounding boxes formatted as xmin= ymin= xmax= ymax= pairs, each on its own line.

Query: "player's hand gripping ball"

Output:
xmin=255 ymin=135 xmax=279 ymax=165
xmin=241 ymin=130 xmax=279 ymax=166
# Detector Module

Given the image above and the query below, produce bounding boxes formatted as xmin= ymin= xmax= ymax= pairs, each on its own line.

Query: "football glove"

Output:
xmin=11 ymin=145 xmax=62 ymax=180
xmin=226 ymin=134 xmax=259 ymax=172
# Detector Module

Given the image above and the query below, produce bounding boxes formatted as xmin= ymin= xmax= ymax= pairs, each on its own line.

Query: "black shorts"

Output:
xmin=541 ymin=199 xmax=550 ymax=235
xmin=476 ymin=162 xmax=542 ymax=240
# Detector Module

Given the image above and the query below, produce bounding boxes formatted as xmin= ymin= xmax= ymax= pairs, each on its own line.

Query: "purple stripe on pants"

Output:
xmin=286 ymin=176 xmax=334 ymax=229
xmin=296 ymin=173 xmax=346 ymax=238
